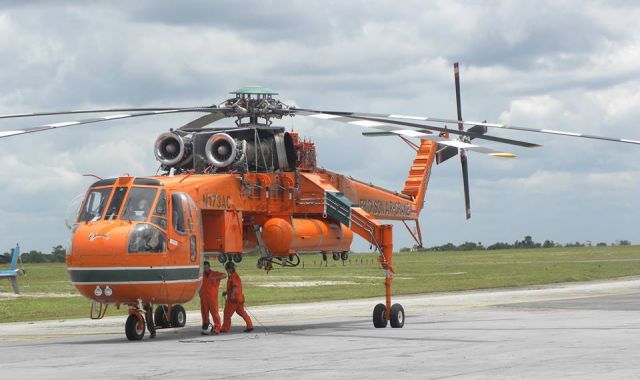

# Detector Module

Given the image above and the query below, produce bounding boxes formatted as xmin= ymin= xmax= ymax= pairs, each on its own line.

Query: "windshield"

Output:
xmin=78 ymin=187 xmax=112 ymax=222
xmin=104 ymin=186 xmax=128 ymax=220
xmin=120 ymin=187 xmax=158 ymax=222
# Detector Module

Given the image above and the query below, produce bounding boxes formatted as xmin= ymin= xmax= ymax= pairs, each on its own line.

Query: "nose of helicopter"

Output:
xmin=68 ymin=221 xmax=133 ymax=259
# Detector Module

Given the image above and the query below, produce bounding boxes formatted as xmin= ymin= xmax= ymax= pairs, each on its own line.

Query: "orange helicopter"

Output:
xmin=1 ymin=63 xmax=638 ymax=340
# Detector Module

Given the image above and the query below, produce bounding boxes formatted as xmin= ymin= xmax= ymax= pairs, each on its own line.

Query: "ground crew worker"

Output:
xmin=221 ymin=261 xmax=254 ymax=333
xmin=200 ymin=260 xmax=226 ymax=335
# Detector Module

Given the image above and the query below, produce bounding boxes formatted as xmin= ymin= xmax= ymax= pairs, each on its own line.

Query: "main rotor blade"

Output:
xmin=0 ymin=107 xmax=227 ymax=139
xmin=293 ymin=108 xmax=640 ymax=146
xmin=0 ymin=106 xmax=216 ymax=120
xmin=295 ymin=109 xmax=537 ymax=148
xmin=293 ymin=110 xmax=516 ymax=157
xmin=179 ymin=112 xmax=228 ymax=130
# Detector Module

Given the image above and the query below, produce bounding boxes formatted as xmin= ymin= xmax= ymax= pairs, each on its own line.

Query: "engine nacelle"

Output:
xmin=261 ymin=217 xmax=353 ymax=256
xmin=205 ymin=133 xmax=241 ymax=168
xmin=154 ymin=132 xmax=189 ymax=166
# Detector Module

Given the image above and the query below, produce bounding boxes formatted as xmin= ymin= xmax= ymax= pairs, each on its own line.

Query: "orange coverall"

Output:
xmin=221 ymin=271 xmax=253 ymax=332
xmin=200 ymin=270 xmax=225 ymax=333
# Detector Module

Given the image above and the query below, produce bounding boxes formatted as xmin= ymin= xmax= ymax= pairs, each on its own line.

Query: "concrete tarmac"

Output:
xmin=2 ymin=277 xmax=640 ymax=379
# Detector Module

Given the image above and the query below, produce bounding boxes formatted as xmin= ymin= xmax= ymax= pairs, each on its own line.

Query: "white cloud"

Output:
xmin=0 ymin=1 xmax=639 ymax=252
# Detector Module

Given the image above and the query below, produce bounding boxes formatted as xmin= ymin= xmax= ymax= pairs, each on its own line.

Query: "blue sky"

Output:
xmin=0 ymin=1 xmax=639 ymax=253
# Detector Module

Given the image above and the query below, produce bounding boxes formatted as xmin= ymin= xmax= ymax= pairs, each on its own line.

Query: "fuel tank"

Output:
xmin=261 ymin=217 xmax=353 ymax=256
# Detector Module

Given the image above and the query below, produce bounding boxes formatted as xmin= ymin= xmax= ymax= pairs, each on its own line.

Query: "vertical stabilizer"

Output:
xmin=401 ymin=140 xmax=437 ymax=215
xmin=9 ymin=244 xmax=19 ymax=271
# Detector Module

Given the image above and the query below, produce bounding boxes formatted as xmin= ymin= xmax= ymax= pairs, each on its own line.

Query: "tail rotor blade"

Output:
xmin=461 ymin=150 xmax=471 ymax=219
xmin=455 ymin=62 xmax=471 ymax=219
xmin=454 ymin=62 xmax=464 ymax=132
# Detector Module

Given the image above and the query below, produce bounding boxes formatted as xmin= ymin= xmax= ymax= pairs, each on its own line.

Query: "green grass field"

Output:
xmin=2 ymin=245 xmax=640 ymax=323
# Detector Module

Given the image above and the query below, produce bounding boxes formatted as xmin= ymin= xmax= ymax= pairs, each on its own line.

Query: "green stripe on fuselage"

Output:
xmin=68 ymin=267 xmax=200 ymax=283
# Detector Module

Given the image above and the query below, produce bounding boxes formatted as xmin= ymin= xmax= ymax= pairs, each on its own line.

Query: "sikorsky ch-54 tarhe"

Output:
xmin=1 ymin=63 xmax=638 ymax=340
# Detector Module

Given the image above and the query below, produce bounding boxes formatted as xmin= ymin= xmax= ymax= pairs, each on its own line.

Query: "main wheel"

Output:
xmin=233 ymin=253 xmax=243 ymax=263
xmin=332 ymin=252 xmax=340 ymax=261
xmin=373 ymin=303 xmax=388 ymax=328
xmin=340 ymin=252 xmax=349 ymax=261
xmin=154 ymin=305 xmax=171 ymax=328
xmin=218 ymin=253 xmax=228 ymax=264
xmin=171 ymin=305 xmax=186 ymax=328
xmin=125 ymin=313 xmax=145 ymax=341
xmin=390 ymin=303 xmax=405 ymax=328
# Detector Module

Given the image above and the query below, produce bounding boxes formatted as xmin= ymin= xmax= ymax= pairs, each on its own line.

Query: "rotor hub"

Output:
xmin=222 ymin=86 xmax=290 ymax=127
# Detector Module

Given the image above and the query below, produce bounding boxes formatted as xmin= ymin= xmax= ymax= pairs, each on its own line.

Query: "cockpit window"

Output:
xmin=151 ymin=190 xmax=168 ymax=230
xmin=104 ymin=187 xmax=128 ymax=220
xmin=120 ymin=187 xmax=159 ymax=222
xmin=78 ymin=187 xmax=112 ymax=222
xmin=154 ymin=190 xmax=167 ymax=217
xmin=172 ymin=192 xmax=186 ymax=234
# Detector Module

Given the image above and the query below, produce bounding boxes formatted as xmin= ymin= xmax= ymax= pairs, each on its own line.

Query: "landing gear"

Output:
xmin=340 ymin=251 xmax=349 ymax=261
xmin=125 ymin=312 xmax=145 ymax=341
xmin=389 ymin=303 xmax=405 ymax=328
xmin=256 ymin=254 xmax=300 ymax=270
xmin=218 ymin=253 xmax=241 ymax=264
xmin=125 ymin=303 xmax=186 ymax=340
xmin=372 ymin=302 xmax=405 ymax=328
xmin=287 ymin=254 xmax=300 ymax=266
xmin=144 ymin=303 xmax=156 ymax=338
xmin=373 ymin=303 xmax=387 ymax=328
xmin=332 ymin=252 xmax=340 ymax=261
xmin=256 ymin=257 xmax=273 ymax=271
xmin=154 ymin=305 xmax=171 ymax=328
xmin=171 ymin=305 xmax=186 ymax=328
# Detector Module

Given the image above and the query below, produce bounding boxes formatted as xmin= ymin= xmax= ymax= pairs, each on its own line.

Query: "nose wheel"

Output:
xmin=126 ymin=304 xmax=186 ymax=340
xmin=125 ymin=312 xmax=146 ymax=341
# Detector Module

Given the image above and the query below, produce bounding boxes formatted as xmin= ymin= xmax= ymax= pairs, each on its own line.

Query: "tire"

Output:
xmin=171 ymin=305 xmax=186 ymax=328
xmin=233 ymin=253 xmax=243 ymax=263
xmin=373 ymin=303 xmax=387 ymax=328
xmin=340 ymin=252 xmax=349 ymax=261
xmin=125 ymin=313 xmax=145 ymax=341
xmin=332 ymin=252 xmax=340 ymax=261
xmin=390 ymin=303 xmax=405 ymax=328
xmin=154 ymin=305 xmax=171 ymax=328
xmin=218 ymin=253 xmax=228 ymax=264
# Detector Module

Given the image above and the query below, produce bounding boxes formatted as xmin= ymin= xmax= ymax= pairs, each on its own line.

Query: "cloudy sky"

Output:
xmin=0 ymin=0 xmax=639 ymax=254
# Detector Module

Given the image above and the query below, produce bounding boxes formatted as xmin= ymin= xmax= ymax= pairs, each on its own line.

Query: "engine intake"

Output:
xmin=205 ymin=133 xmax=241 ymax=168
xmin=154 ymin=132 xmax=187 ymax=166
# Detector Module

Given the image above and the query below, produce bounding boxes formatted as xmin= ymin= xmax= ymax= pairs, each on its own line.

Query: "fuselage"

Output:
xmin=67 ymin=139 xmax=438 ymax=308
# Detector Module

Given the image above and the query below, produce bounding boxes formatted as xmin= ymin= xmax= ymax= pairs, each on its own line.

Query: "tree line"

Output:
xmin=401 ymin=236 xmax=632 ymax=252
xmin=2 ymin=245 xmax=67 ymax=263
xmin=2 ymin=237 xmax=634 ymax=263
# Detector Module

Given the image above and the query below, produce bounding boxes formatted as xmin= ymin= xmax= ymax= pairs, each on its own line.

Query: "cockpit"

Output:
xmin=78 ymin=178 xmax=166 ymax=225
xmin=77 ymin=177 xmax=168 ymax=253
